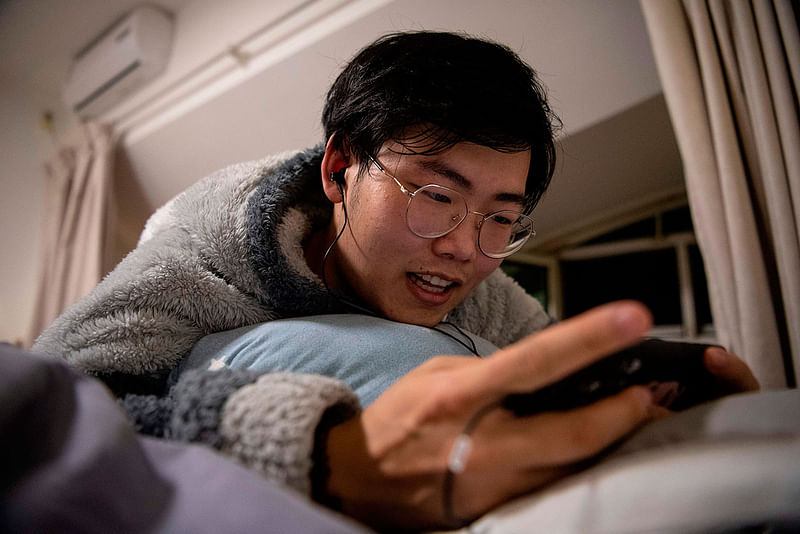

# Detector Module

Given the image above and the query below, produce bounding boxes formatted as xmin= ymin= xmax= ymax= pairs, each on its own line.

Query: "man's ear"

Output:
xmin=321 ymin=134 xmax=350 ymax=203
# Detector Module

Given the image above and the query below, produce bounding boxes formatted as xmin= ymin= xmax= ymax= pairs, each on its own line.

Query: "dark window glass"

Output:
xmin=562 ymin=248 xmax=681 ymax=325
xmin=689 ymin=244 xmax=712 ymax=327
xmin=501 ymin=262 xmax=548 ymax=310
xmin=662 ymin=206 xmax=695 ymax=234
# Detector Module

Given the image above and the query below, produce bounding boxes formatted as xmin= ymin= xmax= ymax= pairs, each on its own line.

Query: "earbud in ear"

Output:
xmin=330 ymin=169 xmax=346 ymax=184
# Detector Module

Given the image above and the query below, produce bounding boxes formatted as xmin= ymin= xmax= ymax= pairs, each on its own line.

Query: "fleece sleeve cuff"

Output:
xmin=219 ymin=373 xmax=360 ymax=495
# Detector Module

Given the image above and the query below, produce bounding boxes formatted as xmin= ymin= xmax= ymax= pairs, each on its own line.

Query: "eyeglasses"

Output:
xmin=367 ymin=154 xmax=535 ymax=259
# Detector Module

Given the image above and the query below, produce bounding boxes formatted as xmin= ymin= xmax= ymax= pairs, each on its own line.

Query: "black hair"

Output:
xmin=322 ymin=31 xmax=561 ymax=213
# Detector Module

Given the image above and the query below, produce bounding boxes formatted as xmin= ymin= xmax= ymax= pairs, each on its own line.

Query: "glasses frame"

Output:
xmin=366 ymin=154 xmax=534 ymax=259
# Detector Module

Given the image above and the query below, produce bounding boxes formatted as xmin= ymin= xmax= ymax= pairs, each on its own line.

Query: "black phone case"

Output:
xmin=503 ymin=338 xmax=715 ymax=416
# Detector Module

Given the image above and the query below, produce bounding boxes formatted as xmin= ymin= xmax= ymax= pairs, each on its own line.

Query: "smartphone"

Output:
xmin=503 ymin=338 xmax=716 ymax=416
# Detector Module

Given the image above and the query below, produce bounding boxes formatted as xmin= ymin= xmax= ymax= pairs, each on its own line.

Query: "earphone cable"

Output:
xmin=321 ymin=182 xmax=349 ymax=293
xmin=437 ymin=321 xmax=479 ymax=356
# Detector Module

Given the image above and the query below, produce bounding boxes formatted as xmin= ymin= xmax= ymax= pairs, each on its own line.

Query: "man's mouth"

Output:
xmin=408 ymin=273 xmax=458 ymax=294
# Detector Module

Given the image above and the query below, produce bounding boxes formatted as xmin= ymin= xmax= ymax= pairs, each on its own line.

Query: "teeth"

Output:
xmin=420 ymin=274 xmax=451 ymax=287
xmin=412 ymin=273 xmax=455 ymax=293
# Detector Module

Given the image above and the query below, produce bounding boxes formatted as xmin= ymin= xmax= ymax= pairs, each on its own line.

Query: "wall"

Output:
xmin=0 ymin=0 xmax=666 ymax=344
xmin=117 ymin=0 xmax=664 ymax=215
xmin=0 ymin=0 xmax=329 ymax=344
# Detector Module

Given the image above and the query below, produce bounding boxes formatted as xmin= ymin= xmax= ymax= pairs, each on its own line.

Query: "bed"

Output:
xmin=178 ymin=314 xmax=800 ymax=533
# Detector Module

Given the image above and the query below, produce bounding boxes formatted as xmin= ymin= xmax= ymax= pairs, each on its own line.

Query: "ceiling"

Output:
xmin=1 ymin=0 xmax=686 ymax=253
xmin=0 ymin=0 xmax=191 ymax=95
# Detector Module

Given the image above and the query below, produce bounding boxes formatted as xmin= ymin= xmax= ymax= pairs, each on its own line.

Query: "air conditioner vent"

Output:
xmin=63 ymin=6 xmax=173 ymax=119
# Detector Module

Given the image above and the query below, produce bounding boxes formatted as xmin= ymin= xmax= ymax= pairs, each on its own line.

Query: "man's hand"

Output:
xmin=703 ymin=346 xmax=760 ymax=395
xmin=325 ymin=301 xmax=658 ymax=530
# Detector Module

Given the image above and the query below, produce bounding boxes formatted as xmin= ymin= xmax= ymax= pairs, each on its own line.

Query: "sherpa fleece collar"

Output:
xmin=247 ymin=144 xmax=347 ymax=317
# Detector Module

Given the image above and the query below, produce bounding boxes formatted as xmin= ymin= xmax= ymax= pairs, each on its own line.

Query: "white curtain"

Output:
xmin=27 ymin=122 xmax=118 ymax=346
xmin=641 ymin=0 xmax=799 ymax=388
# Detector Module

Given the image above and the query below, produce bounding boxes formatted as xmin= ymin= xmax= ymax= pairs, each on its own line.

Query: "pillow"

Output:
xmin=177 ymin=314 xmax=499 ymax=406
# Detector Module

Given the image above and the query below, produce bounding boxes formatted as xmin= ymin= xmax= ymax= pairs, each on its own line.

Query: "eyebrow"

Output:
xmin=417 ymin=160 xmax=527 ymax=207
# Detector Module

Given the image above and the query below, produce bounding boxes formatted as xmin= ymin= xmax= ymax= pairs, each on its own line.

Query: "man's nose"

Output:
xmin=430 ymin=215 xmax=479 ymax=261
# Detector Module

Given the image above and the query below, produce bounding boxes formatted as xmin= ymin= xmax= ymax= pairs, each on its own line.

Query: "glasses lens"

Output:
xmin=406 ymin=185 xmax=467 ymax=238
xmin=478 ymin=211 xmax=534 ymax=258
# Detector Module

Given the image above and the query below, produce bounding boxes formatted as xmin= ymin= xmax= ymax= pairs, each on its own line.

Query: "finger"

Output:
xmin=464 ymin=386 xmax=654 ymax=471
xmin=468 ymin=301 xmax=652 ymax=399
xmin=510 ymin=386 xmax=654 ymax=467
xmin=704 ymin=347 xmax=760 ymax=392
xmin=648 ymin=405 xmax=673 ymax=420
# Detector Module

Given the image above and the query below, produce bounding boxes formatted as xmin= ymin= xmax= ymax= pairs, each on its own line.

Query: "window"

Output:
xmin=503 ymin=204 xmax=715 ymax=342
xmin=561 ymin=248 xmax=682 ymax=324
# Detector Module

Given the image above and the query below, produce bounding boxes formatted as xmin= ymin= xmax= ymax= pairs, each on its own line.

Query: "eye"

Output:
xmin=420 ymin=188 xmax=454 ymax=204
xmin=488 ymin=213 xmax=514 ymax=225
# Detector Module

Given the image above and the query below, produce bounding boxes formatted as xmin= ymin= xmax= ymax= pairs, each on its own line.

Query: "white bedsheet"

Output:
xmin=436 ymin=389 xmax=800 ymax=534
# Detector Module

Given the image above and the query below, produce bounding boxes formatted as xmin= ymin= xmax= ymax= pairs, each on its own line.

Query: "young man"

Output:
xmin=32 ymin=32 xmax=757 ymax=530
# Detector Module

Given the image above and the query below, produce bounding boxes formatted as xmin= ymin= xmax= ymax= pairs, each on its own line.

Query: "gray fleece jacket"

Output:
xmin=32 ymin=145 xmax=552 ymax=498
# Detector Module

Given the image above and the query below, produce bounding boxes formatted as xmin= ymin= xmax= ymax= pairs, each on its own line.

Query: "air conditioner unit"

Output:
xmin=63 ymin=5 xmax=173 ymax=119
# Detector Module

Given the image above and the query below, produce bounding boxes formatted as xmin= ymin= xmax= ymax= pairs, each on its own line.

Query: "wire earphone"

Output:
xmin=329 ymin=168 xmax=346 ymax=184
xmin=321 ymin=168 xmax=348 ymax=292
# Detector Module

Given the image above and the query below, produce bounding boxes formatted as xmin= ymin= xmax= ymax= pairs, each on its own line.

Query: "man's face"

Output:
xmin=326 ymin=140 xmax=531 ymax=326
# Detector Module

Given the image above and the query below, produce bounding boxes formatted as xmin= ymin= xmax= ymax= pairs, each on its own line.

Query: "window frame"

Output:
xmin=506 ymin=203 xmax=716 ymax=343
